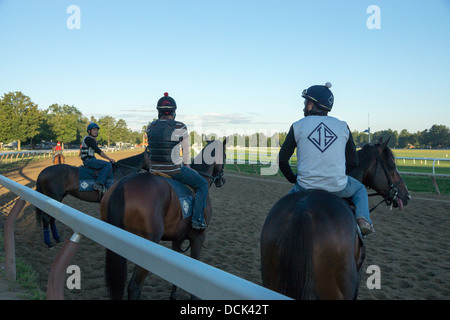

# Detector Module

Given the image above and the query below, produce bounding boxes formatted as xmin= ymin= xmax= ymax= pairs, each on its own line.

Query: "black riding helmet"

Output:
xmin=156 ymin=92 xmax=177 ymax=119
xmin=302 ymin=82 xmax=334 ymax=112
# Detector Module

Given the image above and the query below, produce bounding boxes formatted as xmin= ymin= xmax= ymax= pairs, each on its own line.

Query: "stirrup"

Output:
xmin=192 ymin=221 xmax=206 ymax=230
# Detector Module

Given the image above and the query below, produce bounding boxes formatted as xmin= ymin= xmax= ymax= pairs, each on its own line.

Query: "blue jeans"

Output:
xmin=172 ymin=166 xmax=208 ymax=225
xmin=83 ymin=158 xmax=112 ymax=186
xmin=290 ymin=176 xmax=372 ymax=225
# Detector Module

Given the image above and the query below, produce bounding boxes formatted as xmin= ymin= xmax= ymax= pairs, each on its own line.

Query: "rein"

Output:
xmin=114 ymin=161 xmax=147 ymax=173
xmin=196 ymin=168 xmax=224 ymax=186
xmin=367 ymin=148 xmax=404 ymax=212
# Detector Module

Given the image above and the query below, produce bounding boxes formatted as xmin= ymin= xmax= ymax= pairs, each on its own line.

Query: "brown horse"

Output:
xmin=100 ymin=139 xmax=226 ymax=300
xmin=52 ymin=153 xmax=65 ymax=165
xmin=260 ymin=137 xmax=410 ymax=299
xmin=35 ymin=152 xmax=149 ymax=248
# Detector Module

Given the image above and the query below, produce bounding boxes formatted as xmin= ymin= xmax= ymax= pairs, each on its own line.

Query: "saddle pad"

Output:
xmin=159 ymin=176 xmax=194 ymax=219
xmin=78 ymin=166 xmax=114 ymax=191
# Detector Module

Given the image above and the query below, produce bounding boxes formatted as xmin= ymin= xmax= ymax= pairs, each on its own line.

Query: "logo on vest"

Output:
xmin=307 ymin=122 xmax=338 ymax=153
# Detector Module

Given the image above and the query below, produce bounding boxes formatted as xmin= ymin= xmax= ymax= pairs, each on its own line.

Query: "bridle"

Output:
xmin=197 ymin=165 xmax=225 ymax=187
xmin=367 ymin=148 xmax=404 ymax=212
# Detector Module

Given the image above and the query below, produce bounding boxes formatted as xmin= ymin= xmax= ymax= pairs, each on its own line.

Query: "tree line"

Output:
xmin=0 ymin=91 xmax=144 ymax=150
xmin=196 ymin=126 xmax=450 ymax=149
xmin=1 ymin=91 xmax=449 ymax=151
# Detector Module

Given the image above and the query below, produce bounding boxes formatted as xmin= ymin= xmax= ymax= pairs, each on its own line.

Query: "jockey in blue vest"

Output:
xmin=80 ymin=122 xmax=116 ymax=193
xmin=278 ymin=82 xmax=375 ymax=236
xmin=146 ymin=93 xmax=208 ymax=230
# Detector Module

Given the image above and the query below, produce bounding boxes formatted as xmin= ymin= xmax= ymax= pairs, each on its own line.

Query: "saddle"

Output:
xmin=78 ymin=166 xmax=114 ymax=192
xmin=151 ymin=171 xmax=195 ymax=219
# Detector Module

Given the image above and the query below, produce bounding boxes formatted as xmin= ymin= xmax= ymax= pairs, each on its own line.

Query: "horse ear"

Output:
xmin=382 ymin=136 xmax=391 ymax=149
xmin=203 ymin=134 xmax=212 ymax=143
xmin=378 ymin=136 xmax=390 ymax=150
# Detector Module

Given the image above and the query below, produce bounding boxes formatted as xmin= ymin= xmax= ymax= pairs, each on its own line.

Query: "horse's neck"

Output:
xmin=348 ymin=167 xmax=364 ymax=184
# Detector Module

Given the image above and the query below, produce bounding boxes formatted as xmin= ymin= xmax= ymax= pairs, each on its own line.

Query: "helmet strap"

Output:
xmin=304 ymin=103 xmax=328 ymax=117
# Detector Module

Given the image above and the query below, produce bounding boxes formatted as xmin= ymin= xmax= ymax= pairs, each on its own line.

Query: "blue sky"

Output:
xmin=0 ymin=0 xmax=449 ymax=135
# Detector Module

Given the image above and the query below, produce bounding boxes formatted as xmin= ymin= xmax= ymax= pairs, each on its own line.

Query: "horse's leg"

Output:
xmin=187 ymin=231 xmax=206 ymax=300
xmin=127 ymin=265 xmax=149 ymax=300
xmin=50 ymin=217 xmax=61 ymax=243
xmin=169 ymin=240 xmax=187 ymax=300
xmin=42 ymin=214 xmax=52 ymax=249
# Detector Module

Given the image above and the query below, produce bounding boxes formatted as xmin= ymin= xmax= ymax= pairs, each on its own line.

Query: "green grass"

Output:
xmin=224 ymin=162 xmax=450 ymax=195
xmin=0 ymin=233 xmax=46 ymax=300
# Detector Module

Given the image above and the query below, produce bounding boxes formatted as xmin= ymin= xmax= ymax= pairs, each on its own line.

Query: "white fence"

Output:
xmin=0 ymin=148 xmax=120 ymax=165
xmin=224 ymin=150 xmax=450 ymax=194
xmin=0 ymin=174 xmax=290 ymax=300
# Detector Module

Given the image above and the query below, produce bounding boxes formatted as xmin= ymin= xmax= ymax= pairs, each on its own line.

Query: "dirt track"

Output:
xmin=1 ymin=151 xmax=450 ymax=299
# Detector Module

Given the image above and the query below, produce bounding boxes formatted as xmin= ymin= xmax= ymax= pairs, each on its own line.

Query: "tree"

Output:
xmin=0 ymin=92 xmax=42 ymax=150
xmin=397 ymin=129 xmax=411 ymax=149
xmin=420 ymin=125 xmax=450 ymax=148
xmin=46 ymin=104 xmax=83 ymax=146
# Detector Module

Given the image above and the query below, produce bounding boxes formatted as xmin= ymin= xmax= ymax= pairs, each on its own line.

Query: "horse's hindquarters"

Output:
xmin=261 ymin=190 xmax=361 ymax=300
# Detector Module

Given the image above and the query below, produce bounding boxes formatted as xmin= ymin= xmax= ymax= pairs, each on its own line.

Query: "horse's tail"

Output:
xmin=104 ymin=180 xmax=127 ymax=300
xmin=279 ymin=203 xmax=316 ymax=300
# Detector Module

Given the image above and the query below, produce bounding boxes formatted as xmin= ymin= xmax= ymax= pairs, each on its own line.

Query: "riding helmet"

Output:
xmin=302 ymin=82 xmax=334 ymax=112
xmin=87 ymin=122 xmax=100 ymax=133
xmin=156 ymin=92 xmax=177 ymax=113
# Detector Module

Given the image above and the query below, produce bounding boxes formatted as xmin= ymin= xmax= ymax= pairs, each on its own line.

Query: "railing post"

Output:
xmin=46 ymin=232 xmax=82 ymax=300
xmin=4 ymin=198 xmax=26 ymax=281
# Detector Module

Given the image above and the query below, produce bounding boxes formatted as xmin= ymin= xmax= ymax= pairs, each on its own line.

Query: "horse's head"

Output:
xmin=192 ymin=138 xmax=226 ymax=187
xmin=359 ymin=137 xmax=411 ymax=210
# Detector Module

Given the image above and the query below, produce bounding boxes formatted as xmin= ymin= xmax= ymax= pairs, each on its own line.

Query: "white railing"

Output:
xmin=0 ymin=148 xmax=119 ymax=165
xmin=394 ymin=157 xmax=450 ymax=177
xmin=222 ymin=150 xmax=450 ymax=194
xmin=0 ymin=174 xmax=290 ymax=300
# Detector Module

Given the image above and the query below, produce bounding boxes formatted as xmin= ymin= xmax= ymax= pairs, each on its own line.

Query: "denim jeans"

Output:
xmin=172 ymin=166 xmax=208 ymax=225
xmin=290 ymin=176 xmax=372 ymax=225
xmin=83 ymin=158 xmax=112 ymax=186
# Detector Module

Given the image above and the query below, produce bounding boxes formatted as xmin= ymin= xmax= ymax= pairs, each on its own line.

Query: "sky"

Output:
xmin=0 ymin=0 xmax=449 ymax=135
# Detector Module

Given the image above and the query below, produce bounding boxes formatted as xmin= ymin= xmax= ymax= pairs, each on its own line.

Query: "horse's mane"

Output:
xmin=116 ymin=152 xmax=144 ymax=167
xmin=190 ymin=140 xmax=225 ymax=172
xmin=359 ymin=142 xmax=396 ymax=168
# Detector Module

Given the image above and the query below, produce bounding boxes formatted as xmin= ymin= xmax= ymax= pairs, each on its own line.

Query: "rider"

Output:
xmin=146 ymin=92 xmax=208 ymax=230
xmin=55 ymin=141 xmax=62 ymax=152
xmin=278 ymin=82 xmax=375 ymax=236
xmin=80 ymin=122 xmax=116 ymax=193
xmin=53 ymin=141 xmax=63 ymax=160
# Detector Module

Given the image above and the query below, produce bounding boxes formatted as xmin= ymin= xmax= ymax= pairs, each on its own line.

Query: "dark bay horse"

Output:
xmin=35 ymin=152 xmax=148 ymax=248
xmin=260 ymin=137 xmax=410 ymax=299
xmin=52 ymin=153 xmax=65 ymax=165
xmin=100 ymin=139 xmax=226 ymax=300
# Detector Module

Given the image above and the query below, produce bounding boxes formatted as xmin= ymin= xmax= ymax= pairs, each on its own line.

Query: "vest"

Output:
xmin=146 ymin=120 xmax=183 ymax=164
xmin=292 ymin=115 xmax=350 ymax=192
xmin=80 ymin=136 xmax=96 ymax=160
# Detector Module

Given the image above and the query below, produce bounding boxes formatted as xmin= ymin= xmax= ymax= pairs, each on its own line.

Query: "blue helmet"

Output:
xmin=302 ymin=82 xmax=334 ymax=112
xmin=87 ymin=122 xmax=100 ymax=133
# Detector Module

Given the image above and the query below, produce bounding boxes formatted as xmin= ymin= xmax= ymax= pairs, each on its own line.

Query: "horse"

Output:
xmin=52 ymin=153 xmax=65 ymax=165
xmin=35 ymin=152 xmax=149 ymax=248
xmin=100 ymin=139 xmax=226 ymax=300
xmin=260 ymin=137 xmax=410 ymax=299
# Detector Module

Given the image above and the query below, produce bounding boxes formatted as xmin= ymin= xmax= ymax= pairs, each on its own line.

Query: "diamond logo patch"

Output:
xmin=307 ymin=122 xmax=338 ymax=153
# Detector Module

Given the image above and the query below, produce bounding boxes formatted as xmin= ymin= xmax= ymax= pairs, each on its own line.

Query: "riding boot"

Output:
xmin=43 ymin=226 xmax=52 ymax=248
xmin=51 ymin=224 xmax=61 ymax=243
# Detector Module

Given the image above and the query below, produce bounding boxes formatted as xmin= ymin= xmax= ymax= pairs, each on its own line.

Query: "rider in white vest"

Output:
xmin=278 ymin=82 xmax=375 ymax=236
